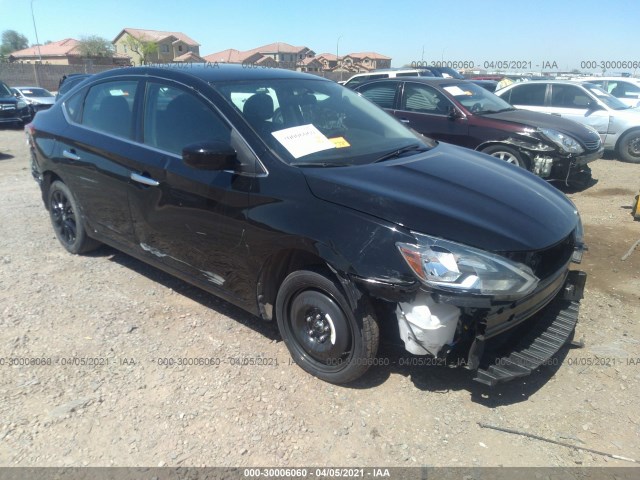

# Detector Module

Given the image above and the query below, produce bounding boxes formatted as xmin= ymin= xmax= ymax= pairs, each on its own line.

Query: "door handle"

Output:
xmin=130 ymin=172 xmax=159 ymax=187
xmin=63 ymin=149 xmax=80 ymax=161
xmin=399 ymin=119 xmax=410 ymax=123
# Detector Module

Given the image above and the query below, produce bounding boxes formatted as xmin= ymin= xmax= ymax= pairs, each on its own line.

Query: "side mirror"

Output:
xmin=182 ymin=141 xmax=237 ymax=171
xmin=586 ymin=101 xmax=602 ymax=111
xmin=448 ymin=106 xmax=461 ymax=120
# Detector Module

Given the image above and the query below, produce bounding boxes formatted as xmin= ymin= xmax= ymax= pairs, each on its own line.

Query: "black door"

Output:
xmin=56 ymin=78 xmax=142 ymax=248
xmin=126 ymin=80 xmax=254 ymax=303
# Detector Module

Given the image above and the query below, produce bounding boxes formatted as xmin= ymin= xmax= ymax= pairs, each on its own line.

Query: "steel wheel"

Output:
xmin=276 ymin=270 xmax=379 ymax=384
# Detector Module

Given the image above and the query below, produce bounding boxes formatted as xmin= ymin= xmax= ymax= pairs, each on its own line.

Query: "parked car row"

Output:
xmin=355 ymin=77 xmax=603 ymax=184
xmin=496 ymin=80 xmax=640 ymax=163
xmin=27 ymin=65 xmax=587 ymax=386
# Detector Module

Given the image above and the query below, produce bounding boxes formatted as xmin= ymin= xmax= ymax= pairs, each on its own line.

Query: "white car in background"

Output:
xmin=496 ymin=80 xmax=640 ymax=163
xmin=575 ymin=77 xmax=640 ymax=107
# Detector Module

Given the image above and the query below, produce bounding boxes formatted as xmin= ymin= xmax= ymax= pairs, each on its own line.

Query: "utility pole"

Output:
xmin=337 ymin=35 xmax=343 ymax=82
xmin=30 ymin=0 xmax=42 ymax=63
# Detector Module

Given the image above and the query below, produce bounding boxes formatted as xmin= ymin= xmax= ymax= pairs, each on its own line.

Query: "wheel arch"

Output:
xmin=614 ymin=126 xmax=640 ymax=152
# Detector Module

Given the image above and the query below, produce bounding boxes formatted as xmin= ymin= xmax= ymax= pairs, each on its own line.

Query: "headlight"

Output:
xmin=397 ymin=233 xmax=539 ymax=297
xmin=16 ymin=100 xmax=28 ymax=109
xmin=539 ymin=128 xmax=584 ymax=154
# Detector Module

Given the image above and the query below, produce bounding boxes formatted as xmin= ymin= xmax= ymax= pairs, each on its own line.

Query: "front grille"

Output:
xmin=584 ymin=139 xmax=601 ymax=150
xmin=504 ymin=232 xmax=575 ymax=280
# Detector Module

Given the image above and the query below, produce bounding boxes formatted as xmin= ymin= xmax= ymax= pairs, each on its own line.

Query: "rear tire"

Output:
xmin=275 ymin=270 xmax=379 ymax=384
xmin=617 ymin=130 xmax=640 ymax=163
xmin=481 ymin=145 xmax=528 ymax=169
xmin=48 ymin=180 xmax=100 ymax=254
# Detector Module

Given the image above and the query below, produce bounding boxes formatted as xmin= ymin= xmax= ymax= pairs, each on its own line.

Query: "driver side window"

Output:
xmin=402 ymin=83 xmax=451 ymax=115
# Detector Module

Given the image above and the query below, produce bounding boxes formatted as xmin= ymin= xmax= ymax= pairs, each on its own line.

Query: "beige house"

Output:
xmin=112 ymin=28 xmax=200 ymax=65
xmin=341 ymin=52 xmax=391 ymax=71
xmin=9 ymin=38 xmax=129 ymax=65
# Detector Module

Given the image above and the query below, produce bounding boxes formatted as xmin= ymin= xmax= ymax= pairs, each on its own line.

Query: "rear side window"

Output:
xmin=345 ymin=73 xmax=387 ymax=88
xmin=508 ymin=83 xmax=547 ymax=106
xmin=357 ymin=82 xmax=397 ymax=109
xmin=143 ymin=82 xmax=230 ymax=156
xmin=81 ymin=81 xmax=138 ymax=139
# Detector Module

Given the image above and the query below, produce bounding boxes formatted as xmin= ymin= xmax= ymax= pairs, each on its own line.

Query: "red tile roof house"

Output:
xmin=204 ymin=42 xmax=315 ymax=69
xmin=112 ymin=28 xmax=200 ymax=65
xmin=341 ymin=52 xmax=392 ymax=72
xmin=9 ymin=38 xmax=129 ymax=65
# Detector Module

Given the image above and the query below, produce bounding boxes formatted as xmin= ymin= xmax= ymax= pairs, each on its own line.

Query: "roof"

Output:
xmin=114 ymin=28 xmax=200 ymax=46
xmin=10 ymin=38 xmax=80 ymax=58
xmin=203 ymin=48 xmax=249 ymax=63
xmin=300 ymin=57 xmax=322 ymax=66
xmin=345 ymin=52 xmax=391 ymax=60
xmin=246 ymin=42 xmax=310 ymax=55
xmin=89 ymin=64 xmax=330 ymax=84
xmin=173 ymin=51 xmax=206 ymax=62
xmin=316 ymin=53 xmax=338 ymax=61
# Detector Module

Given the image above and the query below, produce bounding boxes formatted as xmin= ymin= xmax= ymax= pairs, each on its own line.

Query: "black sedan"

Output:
xmin=27 ymin=65 xmax=587 ymax=386
xmin=0 ymin=80 xmax=32 ymax=126
xmin=355 ymin=78 xmax=603 ymax=186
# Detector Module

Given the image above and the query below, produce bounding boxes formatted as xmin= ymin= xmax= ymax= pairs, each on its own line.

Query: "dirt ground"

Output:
xmin=0 ymin=126 xmax=638 ymax=468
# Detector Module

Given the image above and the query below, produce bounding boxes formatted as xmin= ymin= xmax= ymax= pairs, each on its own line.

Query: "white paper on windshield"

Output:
xmin=443 ymin=85 xmax=470 ymax=96
xmin=271 ymin=124 xmax=336 ymax=159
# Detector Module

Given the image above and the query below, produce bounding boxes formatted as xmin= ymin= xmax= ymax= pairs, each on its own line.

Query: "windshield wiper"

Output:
xmin=480 ymin=107 xmax=516 ymax=114
xmin=292 ymin=161 xmax=350 ymax=168
xmin=373 ymin=144 xmax=429 ymax=163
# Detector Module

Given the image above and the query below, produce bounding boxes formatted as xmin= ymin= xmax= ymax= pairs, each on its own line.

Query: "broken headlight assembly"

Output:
xmin=539 ymin=128 xmax=584 ymax=154
xmin=397 ymin=233 xmax=539 ymax=297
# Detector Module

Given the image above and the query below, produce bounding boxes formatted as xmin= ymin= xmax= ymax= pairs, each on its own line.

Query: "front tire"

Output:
xmin=481 ymin=145 xmax=528 ymax=169
xmin=48 ymin=180 xmax=100 ymax=254
xmin=275 ymin=270 xmax=379 ymax=384
xmin=617 ymin=130 xmax=640 ymax=163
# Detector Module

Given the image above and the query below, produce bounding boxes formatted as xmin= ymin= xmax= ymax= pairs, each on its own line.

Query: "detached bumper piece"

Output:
xmin=474 ymin=298 xmax=579 ymax=386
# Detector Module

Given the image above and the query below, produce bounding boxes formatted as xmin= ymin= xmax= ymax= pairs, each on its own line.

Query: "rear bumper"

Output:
xmin=472 ymin=270 xmax=586 ymax=386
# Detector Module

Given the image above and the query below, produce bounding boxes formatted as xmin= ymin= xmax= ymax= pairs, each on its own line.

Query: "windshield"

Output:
xmin=442 ymin=82 xmax=514 ymax=114
xmin=0 ymin=82 xmax=12 ymax=97
xmin=214 ymin=78 xmax=429 ymax=166
xmin=18 ymin=87 xmax=53 ymax=98
xmin=583 ymin=83 xmax=630 ymax=110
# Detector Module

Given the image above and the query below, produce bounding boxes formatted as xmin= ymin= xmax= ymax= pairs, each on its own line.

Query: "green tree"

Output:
xmin=1 ymin=30 xmax=29 ymax=56
xmin=77 ymin=35 xmax=114 ymax=57
xmin=124 ymin=35 xmax=158 ymax=65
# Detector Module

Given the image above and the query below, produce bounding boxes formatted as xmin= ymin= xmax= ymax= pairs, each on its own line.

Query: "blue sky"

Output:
xmin=2 ymin=0 xmax=639 ymax=72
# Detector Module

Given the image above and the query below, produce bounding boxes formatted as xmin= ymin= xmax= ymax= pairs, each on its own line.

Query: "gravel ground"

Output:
xmin=0 ymin=126 xmax=639 ymax=468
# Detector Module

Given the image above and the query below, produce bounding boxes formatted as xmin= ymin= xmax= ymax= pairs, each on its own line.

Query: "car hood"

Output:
xmin=27 ymin=96 xmax=55 ymax=104
xmin=302 ymin=143 xmax=578 ymax=252
xmin=483 ymin=109 xmax=598 ymax=141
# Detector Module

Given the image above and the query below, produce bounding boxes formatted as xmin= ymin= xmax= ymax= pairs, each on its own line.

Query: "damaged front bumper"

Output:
xmin=364 ymin=267 xmax=586 ymax=386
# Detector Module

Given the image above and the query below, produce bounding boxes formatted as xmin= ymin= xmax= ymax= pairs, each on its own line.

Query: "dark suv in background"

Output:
xmin=0 ymin=80 xmax=32 ymax=126
xmin=356 ymin=78 xmax=603 ymax=185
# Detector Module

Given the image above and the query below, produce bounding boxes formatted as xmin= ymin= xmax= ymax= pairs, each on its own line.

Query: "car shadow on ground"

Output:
xmin=87 ymin=245 xmax=280 ymax=342
xmin=0 ymin=153 xmax=14 ymax=160
xmin=88 ymin=244 xmax=573 ymax=405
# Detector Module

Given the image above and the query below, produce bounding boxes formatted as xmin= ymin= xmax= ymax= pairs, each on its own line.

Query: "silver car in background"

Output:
xmin=496 ymin=80 xmax=640 ymax=163
xmin=576 ymin=77 xmax=640 ymax=108
xmin=11 ymin=86 xmax=55 ymax=114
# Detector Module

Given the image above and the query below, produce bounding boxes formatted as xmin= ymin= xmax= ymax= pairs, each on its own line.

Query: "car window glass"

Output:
xmin=550 ymin=84 xmax=591 ymax=108
xmin=609 ymin=81 xmax=640 ymax=97
xmin=357 ymin=82 xmax=397 ymax=109
xmin=64 ymin=90 xmax=84 ymax=123
xmin=402 ymin=83 xmax=451 ymax=114
xmin=396 ymin=72 xmax=420 ymax=77
xmin=345 ymin=73 xmax=386 ymax=88
xmin=508 ymin=83 xmax=546 ymax=106
xmin=81 ymin=81 xmax=137 ymax=138
xmin=143 ymin=82 xmax=230 ymax=156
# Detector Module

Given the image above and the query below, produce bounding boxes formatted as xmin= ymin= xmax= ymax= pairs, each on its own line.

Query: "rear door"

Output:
xmin=57 ymin=78 xmax=142 ymax=248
